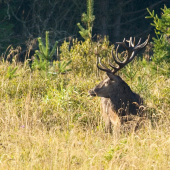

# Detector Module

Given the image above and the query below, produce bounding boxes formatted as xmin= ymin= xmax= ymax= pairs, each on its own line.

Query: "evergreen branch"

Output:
xmin=46 ymin=31 xmax=49 ymax=58
xmin=49 ymin=41 xmax=58 ymax=59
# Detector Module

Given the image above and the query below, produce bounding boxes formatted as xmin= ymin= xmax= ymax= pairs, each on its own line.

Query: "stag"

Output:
xmin=89 ymin=35 xmax=150 ymax=133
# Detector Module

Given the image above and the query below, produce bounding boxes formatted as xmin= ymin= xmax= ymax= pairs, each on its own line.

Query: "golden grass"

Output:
xmin=0 ymin=60 xmax=170 ymax=169
xmin=1 ymin=119 xmax=170 ymax=169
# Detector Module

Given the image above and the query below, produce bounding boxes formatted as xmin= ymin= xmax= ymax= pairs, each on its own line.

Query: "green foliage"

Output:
xmin=77 ymin=0 xmax=95 ymax=40
xmin=32 ymin=31 xmax=58 ymax=71
xmin=60 ymin=36 xmax=113 ymax=75
xmin=32 ymin=31 xmax=72 ymax=79
xmin=146 ymin=6 xmax=170 ymax=35
xmin=152 ymin=36 xmax=170 ymax=74
xmin=104 ymin=149 xmax=115 ymax=161
xmin=77 ymin=23 xmax=92 ymax=40
xmin=5 ymin=66 xmax=18 ymax=79
xmin=121 ymin=62 xmax=137 ymax=86
xmin=32 ymin=53 xmax=49 ymax=71
xmin=49 ymin=60 xmax=72 ymax=75
xmin=146 ymin=6 xmax=170 ymax=75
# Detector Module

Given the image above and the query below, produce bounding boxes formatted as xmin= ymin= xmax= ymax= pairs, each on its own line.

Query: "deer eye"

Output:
xmin=104 ymin=81 xmax=109 ymax=86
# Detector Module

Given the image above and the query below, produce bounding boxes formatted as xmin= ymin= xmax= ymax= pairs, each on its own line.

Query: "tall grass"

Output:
xmin=0 ymin=56 xmax=169 ymax=169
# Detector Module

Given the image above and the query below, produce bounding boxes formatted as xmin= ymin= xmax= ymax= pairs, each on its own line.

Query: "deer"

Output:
xmin=89 ymin=35 xmax=150 ymax=134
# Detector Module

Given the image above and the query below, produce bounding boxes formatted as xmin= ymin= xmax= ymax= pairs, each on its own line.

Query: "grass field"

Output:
xmin=0 ymin=56 xmax=170 ymax=169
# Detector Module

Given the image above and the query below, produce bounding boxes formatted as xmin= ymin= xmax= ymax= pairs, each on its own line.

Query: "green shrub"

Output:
xmin=5 ymin=66 xmax=18 ymax=79
xmin=32 ymin=31 xmax=58 ymax=72
xmin=60 ymin=36 xmax=114 ymax=76
xmin=146 ymin=6 xmax=170 ymax=75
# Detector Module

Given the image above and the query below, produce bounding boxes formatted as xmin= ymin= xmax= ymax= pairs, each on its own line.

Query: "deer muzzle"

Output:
xmin=88 ymin=89 xmax=97 ymax=97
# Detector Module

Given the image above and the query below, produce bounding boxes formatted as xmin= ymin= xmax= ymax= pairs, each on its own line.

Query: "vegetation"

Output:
xmin=32 ymin=31 xmax=72 ymax=76
xmin=0 ymin=3 xmax=170 ymax=170
xmin=77 ymin=0 xmax=95 ymax=40
xmin=146 ymin=5 xmax=170 ymax=75
xmin=0 ymin=36 xmax=170 ymax=169
xmin=0 ymin=0 xmax=166 ymax=54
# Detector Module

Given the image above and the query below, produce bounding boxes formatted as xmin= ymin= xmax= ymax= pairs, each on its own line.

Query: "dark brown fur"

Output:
xmin=89 ymin=73 xmax=144 ymax=133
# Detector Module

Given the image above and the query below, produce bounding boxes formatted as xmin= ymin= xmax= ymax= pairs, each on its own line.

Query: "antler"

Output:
xmin=97 ymin=35 xmax=150 ymax=74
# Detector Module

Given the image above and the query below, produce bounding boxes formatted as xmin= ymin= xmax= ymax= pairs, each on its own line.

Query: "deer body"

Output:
xmin=100 ymin=97 xmax=120 ymax=133
xmin=89 ymin=35 xmax=150 ymax=133
xmin=89 ymin=74 xmax=143 ymax=132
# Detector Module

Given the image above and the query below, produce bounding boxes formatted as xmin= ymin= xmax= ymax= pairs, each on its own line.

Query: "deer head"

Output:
xmin=89 ymin=35 xmax=150 ymax=100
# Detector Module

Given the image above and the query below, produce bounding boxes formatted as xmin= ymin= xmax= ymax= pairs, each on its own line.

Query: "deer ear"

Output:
xmin=106 ymin=72 xmax=115 ymax=80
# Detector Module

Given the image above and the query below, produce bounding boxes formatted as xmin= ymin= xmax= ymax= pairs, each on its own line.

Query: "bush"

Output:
xmin=146 ymin=6 xmax=170 ymax=75
xmin=60 ymin=36 xmax=114 ymax=75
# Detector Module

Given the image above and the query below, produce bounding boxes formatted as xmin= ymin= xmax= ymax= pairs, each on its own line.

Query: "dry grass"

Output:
xmin=0 ymin=59 xmax=170 ymax=169
xmin=1 ymin=119 xmax=170 ymax=169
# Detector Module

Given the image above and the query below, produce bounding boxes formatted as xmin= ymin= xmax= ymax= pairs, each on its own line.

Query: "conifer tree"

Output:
xmin=77 ymin=0 xmax=95 ymax=40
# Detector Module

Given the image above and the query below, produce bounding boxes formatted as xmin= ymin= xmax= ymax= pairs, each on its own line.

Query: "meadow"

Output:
xmin=0 ymin=40 xmax=170 ymax=170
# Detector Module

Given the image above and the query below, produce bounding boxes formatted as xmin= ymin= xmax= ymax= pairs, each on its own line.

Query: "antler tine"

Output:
xmin=134 ymin=34 xmax=150 ymax=50
xmin=129 ymin=37 xmax=134 ymax=47
xmin=113 ymin=45 xmax=124 ymax=63
xmin=109 ymin=62 xmax=119 ymax=70
xmin=125 ymin=37 xmax=132 ymax=47
xmin=97 ymin=35 xmax=150 ymax=75
xmin=133 ymin=37 xmax=136 ymax=47
xmin=111 ymin=44 xmax=131 ymax=66
xmin=109 ymin=42 xmax=132 ymax=74
xmin=136 ymin=38 xmax=141 ymax=46
xmin=128 ymin=35 xmax=150 ymax=62
xmin=109 ymin=51 xmax=120 ymax=74
xmin=127 ymin=37 xmax=136 ymax=47
xmin=97 ymin=57 xmax=112 ymax=73
xmin=116 ymin=38 xmax=129 ymax=50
